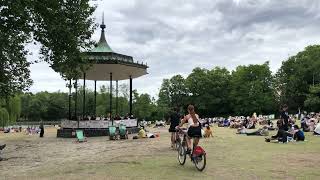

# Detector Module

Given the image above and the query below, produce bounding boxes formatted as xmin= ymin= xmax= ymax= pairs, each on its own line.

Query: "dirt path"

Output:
xmin=0 ymin=127 xmax=171 ymax=179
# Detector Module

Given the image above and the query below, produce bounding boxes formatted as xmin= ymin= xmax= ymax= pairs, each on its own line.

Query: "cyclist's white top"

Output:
xmin=187 ymin=114 xmax=199 ymax=128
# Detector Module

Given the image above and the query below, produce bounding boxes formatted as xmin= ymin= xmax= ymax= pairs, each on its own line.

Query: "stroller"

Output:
xmin=109 ymin=126 xmax=117 ymax=140
xmin=119 ymin=124 xmax=128 ymax=139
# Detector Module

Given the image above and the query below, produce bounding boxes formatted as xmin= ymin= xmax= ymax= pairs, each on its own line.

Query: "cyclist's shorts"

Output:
xmin=187 ymin=126 xmax=201 ymax=138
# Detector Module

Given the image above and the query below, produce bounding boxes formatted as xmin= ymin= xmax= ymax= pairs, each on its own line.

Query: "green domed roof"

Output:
xmin=91 ymin=15 xmax=113 ymax=53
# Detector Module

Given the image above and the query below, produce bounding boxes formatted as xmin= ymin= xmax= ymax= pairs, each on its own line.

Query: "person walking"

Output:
xmin=169 ymin=107 xmax=181 ymax=148
xmin=39 ymin=122 xmax=44 ymax=138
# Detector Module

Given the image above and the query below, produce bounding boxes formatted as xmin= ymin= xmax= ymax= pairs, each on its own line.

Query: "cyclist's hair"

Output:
xmin=188 ymin=105 xmax=198 ymax=123
xmin=280 ymin=104 xmax=288 ymax=110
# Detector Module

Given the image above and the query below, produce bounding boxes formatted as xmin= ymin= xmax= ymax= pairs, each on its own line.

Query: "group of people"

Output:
xmin=1 ymin=124 xmax=44 ymax=138
xmin=166 ymin=103 xmax=320 ymax=148
xmin=300 ymin=113 xmax=320 ymax=134
xmin=265 ymin=104 xmax=305 ymax=143
xmin=73 ymin=113 xmax=136 ymax=121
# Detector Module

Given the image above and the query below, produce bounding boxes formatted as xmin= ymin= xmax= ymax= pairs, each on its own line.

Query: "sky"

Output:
xmin=28 ymin=0 xmax=320 ymax=98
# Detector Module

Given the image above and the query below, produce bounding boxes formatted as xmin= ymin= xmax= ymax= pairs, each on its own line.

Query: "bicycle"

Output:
xmin=173 ymin=130 xmax=181 ymax=150
xmin=176 ymin=127 xmax=206 ymax=171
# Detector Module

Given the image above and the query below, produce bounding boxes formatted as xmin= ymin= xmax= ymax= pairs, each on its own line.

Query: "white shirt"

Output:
xmin=187 ymin=114 xmax=199 ymax=128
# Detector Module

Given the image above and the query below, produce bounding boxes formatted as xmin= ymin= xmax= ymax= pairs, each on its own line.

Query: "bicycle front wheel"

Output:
xmin=175 ymin=138 xmax=181 ymax=150
xmin=177 ymin=145 xmax=186 ymax=165
xmin=194 ymin=154 xmax=206 ymax=171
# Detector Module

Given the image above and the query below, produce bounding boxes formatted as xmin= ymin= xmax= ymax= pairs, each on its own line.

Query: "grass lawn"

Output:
xmin=1 ymin=125 xmax=319 ymax=180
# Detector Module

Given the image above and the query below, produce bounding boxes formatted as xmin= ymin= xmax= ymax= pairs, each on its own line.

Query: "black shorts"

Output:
xmin=187 ymin=126 xmax=202 ymax=138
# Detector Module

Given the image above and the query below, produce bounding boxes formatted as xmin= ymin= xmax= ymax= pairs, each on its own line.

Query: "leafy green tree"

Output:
xmin=45 ymin=92 xmax=68 ymax=120
xmin=28 ymin=97 xmax=44 ymax=121
xmin=157 ymin=79 xmax=171 ymax=119
xmin=204 ymin=67 xmax=231 ymax=116
xmin=276 ymin=45 xmax=320 ymax=112
xmin=32 ymin=0 xmax=96 ymax=80
xmin=0 ymin=0 xmax=33 ymax=98
xmin=133 ymin=91 xmax=155 ymax=121
xmin=169 ymin=75 xmax=188 ymax=107
xmin=230 ymin=62 xmax=276 ymax=116
xmin=304 ymin=85 xmax=320 ymax=112
xmin=20 ymin=93 xmax=32 ymax=121
xmin=6 ymin=96 xmax=21 ymax=123
xmin=0 ymin=107 xmax=10 ymax=128
xmin=185 ymin=67 xmax=232 ymax=117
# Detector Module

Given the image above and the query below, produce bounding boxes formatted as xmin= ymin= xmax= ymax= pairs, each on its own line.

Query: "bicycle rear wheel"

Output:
xmin=194 ymin=154 xmax=206 ymax=171
xmin=177 ymin=145 xmax=186 ymax=165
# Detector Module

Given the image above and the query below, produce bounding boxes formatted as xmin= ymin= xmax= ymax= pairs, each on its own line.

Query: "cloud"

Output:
xmin=28 ymin=0 xmax=320 ymax=98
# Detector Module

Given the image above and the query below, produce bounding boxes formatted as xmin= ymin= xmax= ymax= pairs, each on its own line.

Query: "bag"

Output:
xmin=201 ymin=129 xmax=205 ymax=137
xmin=193 ymin=146 xmax=206 ymax=156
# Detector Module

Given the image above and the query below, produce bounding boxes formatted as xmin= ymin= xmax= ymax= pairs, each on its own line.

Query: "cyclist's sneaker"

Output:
xmin=186 ymin=148 xmax=191 ymax=154
xmin=0 ymin=144 xmax=6 ymax=150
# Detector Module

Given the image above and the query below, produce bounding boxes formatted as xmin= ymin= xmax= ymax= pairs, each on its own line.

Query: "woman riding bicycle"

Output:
xmin=177 ymin=105 xmax=201 ymax=154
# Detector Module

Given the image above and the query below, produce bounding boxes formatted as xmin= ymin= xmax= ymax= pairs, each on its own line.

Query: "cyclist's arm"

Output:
xmin=178 ymin=115 xmax=188 ymax=127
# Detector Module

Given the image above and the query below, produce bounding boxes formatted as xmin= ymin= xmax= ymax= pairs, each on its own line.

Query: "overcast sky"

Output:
xmin=28 ymin=0 xmax=320 ymax=98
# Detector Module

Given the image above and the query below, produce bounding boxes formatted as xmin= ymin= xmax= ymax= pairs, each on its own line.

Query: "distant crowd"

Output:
xmin=164 ymin=104 xmax=320 ymax=146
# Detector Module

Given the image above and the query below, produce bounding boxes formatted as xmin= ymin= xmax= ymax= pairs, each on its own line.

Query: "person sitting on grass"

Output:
xmin=138 ymin=127 xmax=146 ymax=138
xmin=292 ymin=125 xmax=305 ymax=141
xmin=247 ymin=119 xmax=256 ymax=129
xmin=308 ymin=119 xmax=316 ymax=132
xmin=223 ymin=118 xmax=230 ymax=127
xmin=204 ymin=126 xmax=213 ymax=138
xmin=313 ymin=122 xmax=320 ymax=136
xmin=246 ymin=126 xmax=269 ymax=136
xmin=236 ymin=125 xmax=247 ymax=134
xmin=270 ymin=104 xmax=290 ymax=142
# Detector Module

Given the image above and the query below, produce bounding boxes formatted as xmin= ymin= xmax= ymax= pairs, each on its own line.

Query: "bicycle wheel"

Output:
xmin=177 ymin=145 xmax=186 ymax=165
xmin=175 ymin=138 xmax=181 ymax=150
xmin=194 ymin=153 xmax=206 ymax=171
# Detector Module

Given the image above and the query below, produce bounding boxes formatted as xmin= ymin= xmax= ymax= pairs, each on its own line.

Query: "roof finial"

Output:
xmin=100 ymin=12 xmax=106 ymax=31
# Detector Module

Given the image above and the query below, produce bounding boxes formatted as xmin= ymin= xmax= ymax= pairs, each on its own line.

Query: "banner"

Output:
xmin=61 ymin=119 xmax=138 ymax=128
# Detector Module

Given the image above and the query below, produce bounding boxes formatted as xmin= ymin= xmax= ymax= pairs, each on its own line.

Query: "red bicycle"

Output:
xmin=176 ymin=127 xmax=206 ymax=171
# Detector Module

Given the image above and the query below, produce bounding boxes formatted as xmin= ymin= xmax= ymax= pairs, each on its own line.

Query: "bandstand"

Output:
xmin=57 ymin=16 xmax=148 ymax=138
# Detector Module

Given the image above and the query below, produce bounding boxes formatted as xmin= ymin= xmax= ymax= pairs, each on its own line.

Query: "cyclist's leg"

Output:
xmin=193 ymin=137 xmax=199 ymax=147
xmin=186 ymin=136 xmax=192 ymax=150
xmin=171 ymin=132 xmax=175 ymax=147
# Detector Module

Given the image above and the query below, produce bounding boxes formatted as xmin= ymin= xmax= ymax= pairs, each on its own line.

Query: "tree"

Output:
xmin=6 ymin=96 xmax=21 ymax=123
xmin=32 ymin=0 xmax=96 ymax=80
xmin=20 ymin=93 xmax=32 ymax=121
xmin=204 ymin=67 xmax=231 ymax=116
xmin=304 ymin=85 xmax=320 ymax=112
xmin=0 ymin=107 xmax=10 ymax=128
xmin=276 ymin=45 xmax=320 ymax=112
xmin=230 ymin=62 xmax=276 ymax=116
xmin=133 ymin=91 xmax=155 ymax=121
xmin=186 ymin=68 xmax=209 ymax=115
xmin=157 ymin=79 xmax=171 ymax=119
xmin=0 ymin=0 xmax=33 ymax=98
xmin=185 ymin=67 xmax=232 ymax=117
xmin=45 ymin=92 xmax=68 ymax=120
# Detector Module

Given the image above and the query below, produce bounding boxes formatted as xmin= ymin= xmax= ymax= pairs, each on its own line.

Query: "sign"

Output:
xmin=61 ymin=119 xmax=138 ymax=128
